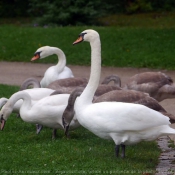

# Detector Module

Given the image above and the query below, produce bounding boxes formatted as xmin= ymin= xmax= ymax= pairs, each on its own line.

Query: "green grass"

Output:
xmin=0 ymin=12 xmax=175 ymax=69
xmin=98 ymin=12 xmax=175 ymax=28
xmin=0 ymin=84 xmax=161 ymax=174
xmin=168 ymin=139 xmax=175 ymax=148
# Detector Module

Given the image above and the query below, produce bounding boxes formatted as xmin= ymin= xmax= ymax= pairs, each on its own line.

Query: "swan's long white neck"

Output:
xmin=0 ymin=98 xmax=8 ymax=108
xmin=6 ymin=91 xmax=32 ymax=112
xmin=78 ymin=37 xmax=101 ymax=105
xmin=53 ymin=47 xmax=66 ymax=73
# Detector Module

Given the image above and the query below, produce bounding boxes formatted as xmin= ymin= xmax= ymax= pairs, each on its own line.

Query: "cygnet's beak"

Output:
xmin=1 ymin=118 xmax=6 ymax=131
xmin=62 ymin=117 xmax=70 ymax=137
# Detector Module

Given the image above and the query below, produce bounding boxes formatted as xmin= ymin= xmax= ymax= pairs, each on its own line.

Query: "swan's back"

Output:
xmin=23 ymin=88 xmax=54 ymax=101
xmin=33 ymin=94 xmax=69 ymax=107
xmin=47 ymin=77 xmax=87 ymax=90
xmin=128 ymin=72 xmax=173 ymax=85
xmin=123 ymin=72 xmax=173 ymax=100
xmin=94 ymin=90 xmax=165 ymax=112
xmin=94 ymin=84 xmax=122 ymax=97
xmin=40 ymin=66 xmax=74 ymax=88
xmin=101 ymin=74 xmax=121 ymax=87
xmin=58 ymin=66 xmax=74 ymax=79
xmin=78 ymin=102 xmax=170 ymax=132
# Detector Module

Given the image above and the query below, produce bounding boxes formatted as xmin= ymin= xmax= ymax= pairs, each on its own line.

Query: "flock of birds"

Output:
xmin=1 ymin=29 xmax=175 ymax=158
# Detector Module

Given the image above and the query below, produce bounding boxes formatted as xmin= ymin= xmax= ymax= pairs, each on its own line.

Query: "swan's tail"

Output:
xmin=161 ymin=125 xmax=175 ymax=135
xmin=144 ymin=125 xmax=175 ymax=141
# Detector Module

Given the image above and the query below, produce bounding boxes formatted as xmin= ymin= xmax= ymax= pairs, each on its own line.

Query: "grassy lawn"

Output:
xmin=0 ymin=84 xmax=161 ymax=175
xmin=0 ymin=12 xmax=175 ymax=69
xmin=98 ymin=12 xmax=175 ymax=28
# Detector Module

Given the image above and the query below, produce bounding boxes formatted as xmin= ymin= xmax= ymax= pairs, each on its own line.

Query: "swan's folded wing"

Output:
xmin=83 ymin=102 xmax=170 ymax=133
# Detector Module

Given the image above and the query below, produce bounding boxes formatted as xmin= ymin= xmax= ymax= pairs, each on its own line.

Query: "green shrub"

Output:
xmin=126 ymin=0 xmax=153 ymax=14
xmin=0 ymin=0 xmax=29 ymax=17
xmin=28 ymin=0 xmax=110 ymax=26
xmin=151 ymin=0 xmax=175 ymax=11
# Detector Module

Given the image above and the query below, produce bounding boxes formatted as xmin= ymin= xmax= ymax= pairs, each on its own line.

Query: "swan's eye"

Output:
xmin=79 ymin=32 xmax=87 ymax=38
xmin=34 ymin=51 xmax=42 ymax=57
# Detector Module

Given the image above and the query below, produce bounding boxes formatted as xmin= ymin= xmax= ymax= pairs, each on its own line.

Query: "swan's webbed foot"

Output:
xmin=115 ymin=144 xmax=126 ymax=158
xmin=52 ymin=129 xmax=57 ymax=139
xmin=36 ymin=124 xmax=43 ymax=134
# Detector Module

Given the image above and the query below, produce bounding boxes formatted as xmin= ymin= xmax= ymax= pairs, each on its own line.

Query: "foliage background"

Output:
xmin=0 ymin=0 xmax=175 ymax=25
xmin=0 ymin=0 xmax=174 ymax=70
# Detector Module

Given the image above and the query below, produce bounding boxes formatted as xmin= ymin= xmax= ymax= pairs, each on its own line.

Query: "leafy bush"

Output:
xmin=126 ymin=0 xmax=153 ymax=14
xmin=28 ymin=0 xmax=110 ymax=26
xmin=126 ymin=0 xmax=175 ymax=14
xmin=0 ymin=0 xmax=175 ymax=25
xmin=151 ymin=0 xmax=175 ymax=11
xmin=0 ymin=0 xmax=29 ymax=17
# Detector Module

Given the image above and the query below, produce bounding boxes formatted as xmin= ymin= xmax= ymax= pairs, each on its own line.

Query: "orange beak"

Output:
xmin=31 ymin=54 xmax=40 ymax=61
xmin=73 ymin=36 xmax=83 ymax=45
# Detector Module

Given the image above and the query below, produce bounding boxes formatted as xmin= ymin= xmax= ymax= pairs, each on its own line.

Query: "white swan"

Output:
xmin=62 ymin=87 xmax=175 ymax=138
xmin=0 ymin=91 xmax=79 ymax=139
xmin=0 ymin=88 xmax=56 ymax=133
xmin=31 ymin=46 xmax=74 ymax=87
xmin=71 ymin=29 xmax=175 ymax=158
